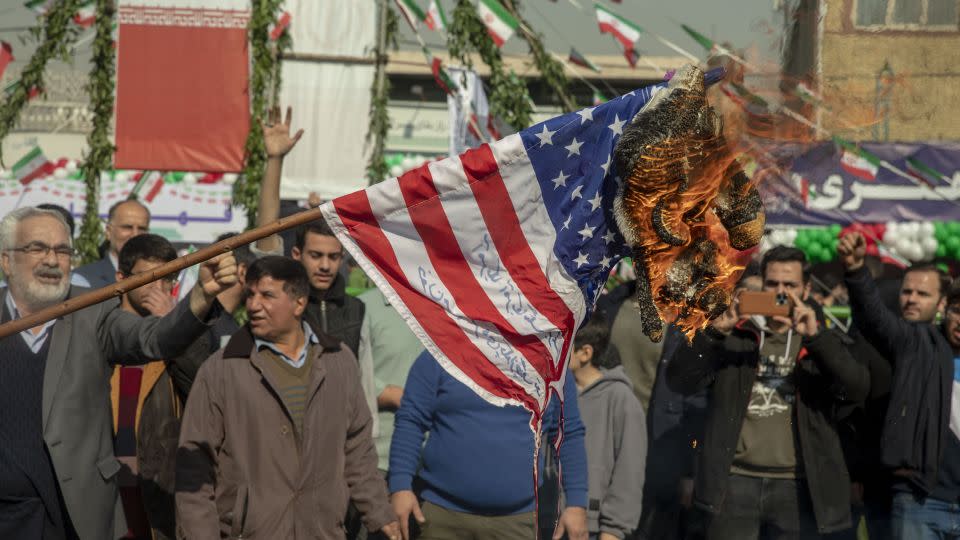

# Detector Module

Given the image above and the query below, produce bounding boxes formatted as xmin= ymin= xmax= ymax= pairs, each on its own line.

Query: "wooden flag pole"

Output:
xmin=0 ymin=206 xmax=325 ymax=340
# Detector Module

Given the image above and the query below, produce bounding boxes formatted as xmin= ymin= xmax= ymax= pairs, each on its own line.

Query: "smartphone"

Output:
xmin=737 ymin=291 xmax=793 ymax=317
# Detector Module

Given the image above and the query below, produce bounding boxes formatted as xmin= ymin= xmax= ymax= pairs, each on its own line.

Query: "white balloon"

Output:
xmin=786 ymin=229 xmax=798 ymax=242
xmin=400 ymin=157 xmax=416 ymax=170
xmin=919 ymin=221 xmax=935 ymax=237
xmin=895 ymin=237 xmax=912 ymax=254
xmin=114 ymin=171 xmax=131 ymax=182
xmin=65 ymin=160 xmax=78 ymax=173
xmin=182 ymin=173 xmax=198 ymax=184
xmin=390 ymin=165 xmax=403 ymax=177
xmin=222 ymin=173 xmax=238 ymax=185
xmin=904 ymin=222 xmax=920 ymax=237
xmin=884 ymin=221 xmax=899 ymax=239
xmin=53 ymin=167 xmax=67 ymax=180
xmin=921 ymin=236 xmax=938 ymax=254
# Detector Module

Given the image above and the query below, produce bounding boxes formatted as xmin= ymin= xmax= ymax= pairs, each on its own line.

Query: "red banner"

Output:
xmin=115 ymin=5 xmax=250 ymax=172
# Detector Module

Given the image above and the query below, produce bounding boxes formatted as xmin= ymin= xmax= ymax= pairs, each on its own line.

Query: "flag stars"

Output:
xmin=565 ymin=138 xmax=584 ymax=157
xmin=574 ymin=251 xmax=590 ymax=268
xmin=608 ymin=114 xmax=625 ymax=136
xmin=552 ymin=170 xmax=570 ymax=189
xmin=578 ymin=224 xmax=595 ymax=240
xmin=562 ymin=215 xmax=572 ymax=230
xmin=588 ymin=192 xmax=603 ymax=212
xmin=535 ymin=124 xmax=556 ymax=147
xmin=577 ymin=107 xmax=595 ymax=124
xmin=571 ymin=185 xmax=584 ymax=200
xmin=600 ymin=155 xmax=611 ymax=174
xmin=599 ymin=255 xmax=612 ymax=270
xmin=603 ymin=230 xmax=616 ymax=244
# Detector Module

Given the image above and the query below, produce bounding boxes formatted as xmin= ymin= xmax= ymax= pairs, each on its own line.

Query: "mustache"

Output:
xmin=34 ymin=267 xmax=64 ymax=279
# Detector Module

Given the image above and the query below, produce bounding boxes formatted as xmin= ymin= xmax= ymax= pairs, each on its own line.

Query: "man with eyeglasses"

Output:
xmin=0 ymin=206 xmax=237 ymax=540
xmin=75 ymin=198 xmax=151 ymax=288
xmin=839 ymin=232 xmax=956 ymax=540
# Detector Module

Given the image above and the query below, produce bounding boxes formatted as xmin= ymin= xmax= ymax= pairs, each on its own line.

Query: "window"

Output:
xmin=855 ymin=0 xmax=958 ymax=29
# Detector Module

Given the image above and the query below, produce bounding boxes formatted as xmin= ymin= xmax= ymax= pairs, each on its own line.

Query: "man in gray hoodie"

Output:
xmin=571 ymin=315 xmax=648 ymax=540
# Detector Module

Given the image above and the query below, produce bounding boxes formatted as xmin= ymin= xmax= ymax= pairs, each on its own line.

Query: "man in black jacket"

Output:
xmin=668 ymin=246 xmax=869 ymax=539
xmin=839 ymin=232 xmax=956 ymax=540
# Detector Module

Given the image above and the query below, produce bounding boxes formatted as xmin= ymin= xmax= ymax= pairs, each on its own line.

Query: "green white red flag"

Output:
xmin=834 ymin=137 xmax=880 ymax=181
xmin=595 ymin=4 xmax=641 ymax=67
xmin=73 ymin=1 xmax=96 ymax=27
xmin=425 ymin=0 xmax=447 ymax=31
xmin=905 ymin=157 xmax=947 ymax=188
xmin=0 ymin=42 xmax=13 ymax=80
xmin=24 ymin=0 xmax=54 ymax=15
xmin=115 ymin=0 xmax=250 ymax=172
xmin=395 ymin=0 xmax=426 ymax=30
xmin=680 ymin=24 xmax=717 ymax=53
xmin=477 ymin=0 xmax=519 ymax=48
xmin=3 ymin=80 xmax=41 ymax=100
xmin=130 ymin=171 xmax=166 ymax=202
xmin=568 ymin=47 xmax=601 ymax=73
xmin=12 ymin=146 xmax=52 ymax=184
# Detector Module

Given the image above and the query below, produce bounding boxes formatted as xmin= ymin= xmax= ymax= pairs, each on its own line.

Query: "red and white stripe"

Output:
xmin=322 ymin=134 xmax=584 ymax=418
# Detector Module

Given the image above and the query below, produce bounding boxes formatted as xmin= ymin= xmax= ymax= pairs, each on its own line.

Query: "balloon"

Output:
xmin=400 ymin=157 xmax=416 ymax=171
xmin=908 ymin=244 xmax=924 ymax=262
xmin=794 ymin=235 xmax=810 ymax=249
xmin=389 ymin=165 xmax=403 ymax=177
xmin=937 ymin=244 xmax=948 ymax=258
xmin=949 ymin=222 xmax=960 ymax=235
xmin=895 ymin=238 xmax=913 ymax=255
xmin=65 ymin=160 xmax=78 ymax=173
xmin=53 ymin=168 xmax=67 ymax=180
xmin=884 ymin=220 xmax=899 ymax=240
xmin=904 ymin=222 xmax=920 ymax=236
xmin=921 ymin=237 xmax=938 ymax=255
xmin=829 ymin=224 xmax=842 ymax=236
xmin=182 ymin=173 xmax=197 ymax=184
xmin=919 ymin=221 xmax=935 ymax=236
xmin=947 ymin=236 xmax=960 ymax=252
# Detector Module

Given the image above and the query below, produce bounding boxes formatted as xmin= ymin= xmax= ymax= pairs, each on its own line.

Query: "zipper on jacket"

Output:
xmin=321 ymin=300 xmax=328 ymax=332
xmin=236 ymin=489 xmax=249 ymax=539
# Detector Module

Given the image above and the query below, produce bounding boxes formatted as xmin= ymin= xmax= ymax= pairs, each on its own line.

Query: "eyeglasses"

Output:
xmin=8 ymin=242 xmax=75 ymax=258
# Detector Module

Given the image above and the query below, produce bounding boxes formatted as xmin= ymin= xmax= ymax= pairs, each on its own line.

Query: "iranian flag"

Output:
xmin=0 ymin=42 xmax=12 ymax=80
xmin=3 ymin=80 xmax=41 ymax=100
xmin=680 ymin=23 xmax=718 ymax=53
xmin=906 ymin=157 xmax=947 ymax=188
xmin=269 ymin=11 xmax=291 ymax=41
xmin=592 ymin=90 xmax=607 ymax=106
xmin=568 ymin=47 xmax=601 ymax=73
xmin=73 ymin=1 xmax=96 ymax=28
xmin=395 ymin=0 xmax=425 ymax=30
xmin=115 ymin=0 xmax=250 ymax=172
xmin=595 ymin=4 xmax=641 ymax=66
xmin=425 ymin=0 xmax=447 ymax=31
xmin=477 ymin=0 xmax=518 ymax=48
xmin=24 ymin=0 xmax=54 ymax=15
xmin=835 ymin=137 xmax=880 ymax=181
xmin=130 ymin=171 xmax=166 ymax=202
xmin=12 ymin=147 xmax=52 ymax=184
xmin=792 ymin=174 xmax=815 ymax=207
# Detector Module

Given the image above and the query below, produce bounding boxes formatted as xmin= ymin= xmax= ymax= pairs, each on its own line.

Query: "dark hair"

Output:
xmin=295 ymin=219 xmax=338 ymax=251
xmin=108 ymin=198 xmax=150 ymax=221
xmin=245 ymin=256 xmax=310 ymax=300
xmin=760 ymin=246 xmax=810 ymax=283
xmin=574 ymin=314 xmax=611 ymax=367
xmin=904 ymin=263 xmax=952 ymax=297
xmin=118 ymin=233 xmax=177 ymax=276
xmin=946 ymin=282 xmax=960 ymax=308
xmin=36 ymin=203 xmax=75 ymax=236
xmin=216 ymin=232 xmax=256 ymax=268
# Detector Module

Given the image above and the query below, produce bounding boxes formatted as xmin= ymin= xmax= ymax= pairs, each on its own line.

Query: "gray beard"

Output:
xmin=8 ymin=270 xmax=70 ymax=312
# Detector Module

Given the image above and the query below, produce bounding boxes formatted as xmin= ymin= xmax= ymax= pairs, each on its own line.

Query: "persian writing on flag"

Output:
xmin=595 ymin=3 xmax=641 ymax=67
xmin=114 ymin=1 xmax=250 ymax=172
xmin=320 ymin=80 xmax=676 ymax=420
xmin=477 ymin=0 xmax=519 ymax=48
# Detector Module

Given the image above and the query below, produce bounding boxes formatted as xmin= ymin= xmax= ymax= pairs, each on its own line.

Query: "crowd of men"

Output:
xmin=0 ymin=107 xmax=959 ymax=540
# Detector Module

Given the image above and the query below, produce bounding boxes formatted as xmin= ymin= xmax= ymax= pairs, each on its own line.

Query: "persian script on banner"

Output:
xmin=115 ymin=0 xmax=250 ymax=172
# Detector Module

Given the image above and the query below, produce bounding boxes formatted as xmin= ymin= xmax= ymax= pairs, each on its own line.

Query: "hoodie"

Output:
xmin=578 ymin=366 xmax=647 ymax=539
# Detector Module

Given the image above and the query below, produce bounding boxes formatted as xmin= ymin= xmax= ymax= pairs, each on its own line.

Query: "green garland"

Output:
xmin=75 ymin=0 xmax=117 ymax=264
xmin=0 ymin=0 xmax=84 ymax=166
xmin=447 ymin=0 xmax=532 ymax=130
xmin=235 ymin=0 xmax=286 ymax=228
xmin=502 ymin=0 xmax=576 ymax=113
xmin=366 ymin=2 xmax=398 ymax=185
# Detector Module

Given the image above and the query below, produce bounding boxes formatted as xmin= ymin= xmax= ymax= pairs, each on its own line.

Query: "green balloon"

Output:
xmin=947 ymin=236 xmax=960 ymax=251
xmin=936 ymin=244 xmax=948 ymax=258
xmin=795 ymin=235 xmax=810 ymax=249
xmin=828 ymin=224 xmax=842 ymax=236
xmin=949 ymin=222 xmax=960 ymax=235
xmin=807 ymin=243 xmax=824 ymax=260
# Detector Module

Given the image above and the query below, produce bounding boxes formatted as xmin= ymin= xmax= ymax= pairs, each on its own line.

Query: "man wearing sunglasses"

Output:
xmin=0 ymin=206 xmax=237 ymax=540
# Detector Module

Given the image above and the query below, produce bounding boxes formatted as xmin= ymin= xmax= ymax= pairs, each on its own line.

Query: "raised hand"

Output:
xmin=198 ymin=252 xmax=238 ymax=298
xmin=837 ymin=232 xmax=866 ymax=272
xmin=262 ymin=106 xmax=304 ymax=159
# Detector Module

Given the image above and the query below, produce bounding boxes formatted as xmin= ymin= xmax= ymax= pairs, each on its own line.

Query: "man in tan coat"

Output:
xmin=175 ymin=256 xmax=399 ymax=540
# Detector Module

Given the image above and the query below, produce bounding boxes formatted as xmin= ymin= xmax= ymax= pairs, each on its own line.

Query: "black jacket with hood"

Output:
xmin=667 ymin=320 xmax=870 ymax=534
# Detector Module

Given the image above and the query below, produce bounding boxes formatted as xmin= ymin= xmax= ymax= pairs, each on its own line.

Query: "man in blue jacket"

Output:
xmin=839 ymin=232 xmax=956 ymax=540
xmin=389 ymin=350 xmax=589 ymax=540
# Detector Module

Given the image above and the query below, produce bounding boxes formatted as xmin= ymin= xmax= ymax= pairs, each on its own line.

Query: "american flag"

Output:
xmin=321 ymin=73 xmax=718 ymax=419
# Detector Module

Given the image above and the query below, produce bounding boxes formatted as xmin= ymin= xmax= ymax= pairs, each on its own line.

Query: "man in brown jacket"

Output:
xmin=175 ymin=256 xmax=399 ymax=540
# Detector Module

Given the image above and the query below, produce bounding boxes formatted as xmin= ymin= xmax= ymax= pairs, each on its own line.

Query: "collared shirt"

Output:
xmin=109 ymin=252 xmax=119 ymax=272
xmin=254 ymin=321 xmax=319 ymax=369
xmin=5 ymin=292 xmax=58 ymax=353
